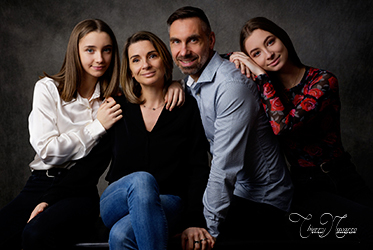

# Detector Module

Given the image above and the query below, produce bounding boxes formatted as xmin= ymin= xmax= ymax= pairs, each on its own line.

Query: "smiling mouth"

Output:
xmin=268 ymin=56 xmax=280 ymax=67
xmin=92 ymin=66 xmax=106 ymax=70
xmin=178 ymin=57 xmax=197 ymax=67
xmin=141 ymin=71 xmax=156 ymax=77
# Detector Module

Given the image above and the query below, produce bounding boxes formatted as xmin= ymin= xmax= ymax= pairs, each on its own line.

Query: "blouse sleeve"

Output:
xmin=28 ymin=79 xmax=106 ymax=166
xmin=256 ymin=71 xmax=339 ymax=135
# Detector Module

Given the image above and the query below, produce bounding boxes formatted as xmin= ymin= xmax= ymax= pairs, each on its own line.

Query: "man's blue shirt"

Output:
xmin=186 ymin=52 xmax=293 ymax=237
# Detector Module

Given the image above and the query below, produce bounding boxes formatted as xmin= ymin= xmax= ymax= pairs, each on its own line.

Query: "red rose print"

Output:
xmin=270 ymin=97 xmax=285 ymax=112
xmin=328 ymin=77 xmax=338 ymax=91
xmin=308 ymin=88 xmax=324 ymax=99
xmin=270 ymin=120 xmax=281 ymax=135
xmin=304 ymin=145 xmax=323 ymax=157
xmin=298 ymin=159 xmax=315 ymax=167
xmin=284 ymin=115 xmax=290 ymax=125
xmin=263 ymin=83 xmax=276 ymax=99
xmin=309 ymin=75 xmax=323 ymax=88
xmin=324 ymin=133 xmax=337 ymax=144
xmin=293 ymin=94 xmax=304 ymax=106
xmin=300 ymin=98 xmax=317 ymax=111
xmin=290 ymin=109 xmax=296 ymax=117
xmin=333 ymin=148 xmax=343 ymax=158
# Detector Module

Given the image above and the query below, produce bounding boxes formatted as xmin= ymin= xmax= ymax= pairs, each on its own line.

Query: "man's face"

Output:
xmin=169 ymin=17 xmax=214 ymax=81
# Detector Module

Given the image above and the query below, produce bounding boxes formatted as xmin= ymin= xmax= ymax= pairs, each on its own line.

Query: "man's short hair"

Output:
xmin=167 ymin=6 xmax=212 ymax=35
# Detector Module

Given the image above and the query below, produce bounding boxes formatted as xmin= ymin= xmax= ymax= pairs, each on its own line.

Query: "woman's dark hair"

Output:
xmin=240 ymin=17 xmax=303 ymax=67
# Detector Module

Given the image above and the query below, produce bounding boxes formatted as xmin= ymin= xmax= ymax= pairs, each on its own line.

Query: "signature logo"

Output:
xmin=289 ymin=213 xmax=357 ymax=239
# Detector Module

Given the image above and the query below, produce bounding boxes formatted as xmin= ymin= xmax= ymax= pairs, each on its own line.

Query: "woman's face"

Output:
xmin=244 ymin=29 xmax=288 ymax=72
xmin=79 ymin=31 xmax=113 ymax=83
xmin=128 ymin=40 xmax=165 ymax=88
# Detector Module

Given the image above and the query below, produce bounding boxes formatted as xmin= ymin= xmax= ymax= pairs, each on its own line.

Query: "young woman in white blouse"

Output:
xmin=0 ymin=19 xmax=183 ymax=250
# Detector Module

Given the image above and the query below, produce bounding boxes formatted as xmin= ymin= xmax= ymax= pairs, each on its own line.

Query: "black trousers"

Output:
xmin=290 ymin=154 xmax=373 ymax=244
xmin=217 ymin=195 xmax=288 ymax=243
xmin=0 ymin=170 xmax=99 ymax=250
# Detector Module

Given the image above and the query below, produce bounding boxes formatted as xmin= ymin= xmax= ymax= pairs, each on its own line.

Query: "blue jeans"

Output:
xmin=100 ymin=171 xmax=183 ymax=250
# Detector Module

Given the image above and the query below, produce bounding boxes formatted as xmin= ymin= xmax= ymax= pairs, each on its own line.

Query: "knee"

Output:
xmin=129 ymin=171 xmax=159 ymax=198
xmin=22 ymin=222 xmax=46 ymax=249
xmin=128 ymin=172 xmax=160 ymax=204
xmin=109 ymin=221 xmax=136 ymax=249
xmin=131 ymin=171 xmax=157 ymax=188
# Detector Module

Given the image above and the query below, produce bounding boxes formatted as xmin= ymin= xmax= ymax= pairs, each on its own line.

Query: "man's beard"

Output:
xmin=175 ymin=52 xmax=208 ymax=76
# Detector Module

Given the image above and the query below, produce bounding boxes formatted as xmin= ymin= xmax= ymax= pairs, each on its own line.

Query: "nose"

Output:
xmin=264 ymin=49 xmax=275 ymax=60
xmin=179 ymin=43 xmax=190 ymax=57
xmin=95 ymin=52 xmax=103 ymax=63
xmin=142 ymin=59 xmax=151 ymax=69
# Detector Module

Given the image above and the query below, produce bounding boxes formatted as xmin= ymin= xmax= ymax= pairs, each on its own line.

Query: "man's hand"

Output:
xmin=181 ymin=227 xmax=216 ymax=250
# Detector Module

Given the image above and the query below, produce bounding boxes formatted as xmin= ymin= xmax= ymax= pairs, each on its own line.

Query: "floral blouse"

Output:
xmin=256 ymin=67 xmax=345 ymax=169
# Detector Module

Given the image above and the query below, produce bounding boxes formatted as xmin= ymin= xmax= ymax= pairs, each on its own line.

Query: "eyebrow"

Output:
xmin=248 ymin=35 xmax=272 ymax=54
xmin=83 ymin=44 xmax=112 ymax=48
xmin=170 ymin=34 xmax=201 ymax=42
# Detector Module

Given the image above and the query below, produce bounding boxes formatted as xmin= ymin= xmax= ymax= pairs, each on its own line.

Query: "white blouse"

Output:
xmin=28 ymin=77 xmax=106 ymax=170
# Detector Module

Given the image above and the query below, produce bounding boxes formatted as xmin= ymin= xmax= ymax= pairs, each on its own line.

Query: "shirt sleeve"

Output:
xmin=203 ymin=79 xmax=259 ymax=238
xmin=28 ymin=79 xmax=106 ymax=166
xmin=256 ymin=71 xmax=339 ymax=135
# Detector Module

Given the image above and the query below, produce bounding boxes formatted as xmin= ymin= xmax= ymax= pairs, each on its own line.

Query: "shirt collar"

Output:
xmin=88 ymin=82 xmax=101 ymax=102
xmin=62 ymin=82 xmax=101 ymax=106
xmin=186 ymin=52 xmax=223 ymax=90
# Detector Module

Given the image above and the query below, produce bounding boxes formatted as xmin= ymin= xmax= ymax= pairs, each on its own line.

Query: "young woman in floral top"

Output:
xmin=229 ymin=17 xmax=373 ymax=243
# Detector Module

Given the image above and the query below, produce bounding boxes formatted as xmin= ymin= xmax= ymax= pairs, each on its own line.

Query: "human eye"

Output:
xmin=103 ymin=47 xmax=112 ymax=53
xmin=171 ymin=39 xmax=180 ymax=45
xmin=149 ymin=53 xmax=158 ymax=59
xmin=190 ymin=37 xmax=199 ymax=43
xmin=252 ymin=51 xmax=261 ymax=58
xmin=86 ymin=48 xmax=94 ymax=53
xmin=267 ymin=38 xmax=275 ymax=46
xmin=131 ymin=58 xmax=139 ymax=63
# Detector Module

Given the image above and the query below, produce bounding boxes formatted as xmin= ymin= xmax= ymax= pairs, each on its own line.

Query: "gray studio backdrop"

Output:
xmin=1 ymin=0 xmax=373 ymax=207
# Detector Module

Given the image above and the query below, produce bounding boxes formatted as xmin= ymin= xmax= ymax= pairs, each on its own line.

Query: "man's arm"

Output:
xmin=203 ymin=78 xmax=259 ymax=238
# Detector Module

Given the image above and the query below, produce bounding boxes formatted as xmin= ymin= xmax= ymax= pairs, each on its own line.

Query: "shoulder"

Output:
xmin=215 ymin=56 xmax=257 ymax=90
xmin=178 ymin=94 xmax=199 ymax=114
xmin=35 ymin=76 xmax=58 ymax=89
xmin=33 ymin=77 xmax=59 ymax=98
xmin=215 ymin=62 xmax=258 ymax=100
xmin=306 ymin=67 xmax=338 ymax=90
xmin=114 ymin=95 xmax=131 ymax=107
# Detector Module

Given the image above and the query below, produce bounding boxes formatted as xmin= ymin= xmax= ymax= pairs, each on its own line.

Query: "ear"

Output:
xmin=209 ymin=32 xmax=216 ymax=50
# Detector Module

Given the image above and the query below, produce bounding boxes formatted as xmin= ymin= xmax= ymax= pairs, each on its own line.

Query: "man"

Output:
xmin=167 ymin=6 xmax=293 ymax=244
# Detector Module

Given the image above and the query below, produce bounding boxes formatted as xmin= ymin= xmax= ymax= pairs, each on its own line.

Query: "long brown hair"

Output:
xmin=240 ymin=17 xmax=303 ymax=68
xmin=121 ymin=31 xmax=173 ymax=104
xmin=43 ymin=19 xmax=120 ymax=102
